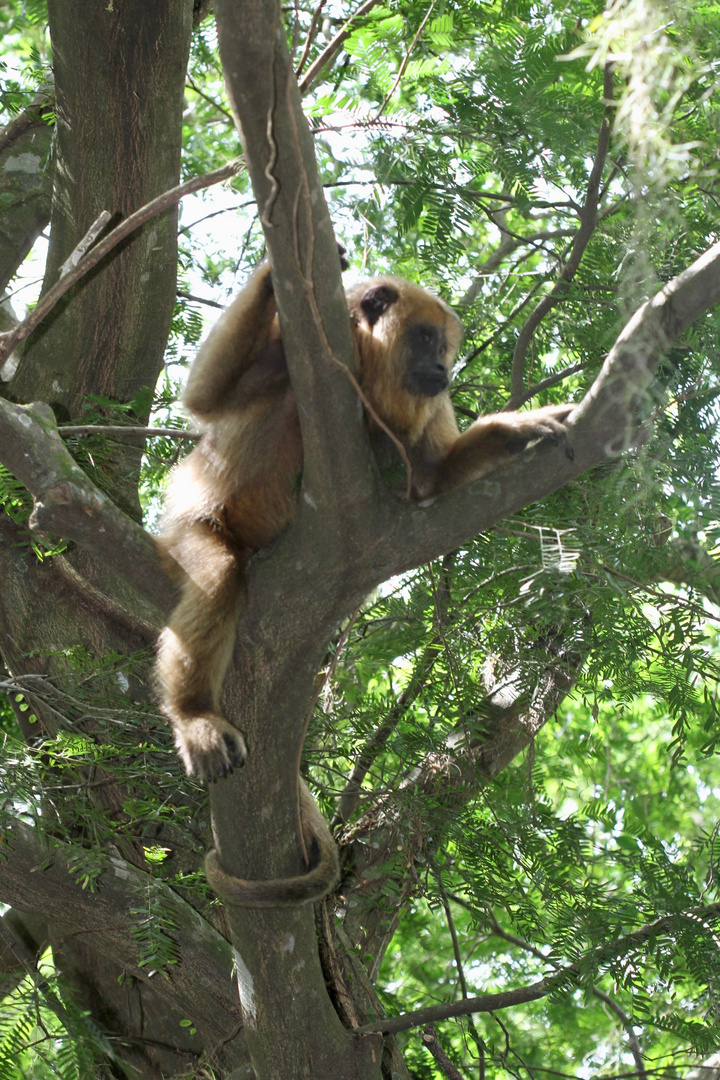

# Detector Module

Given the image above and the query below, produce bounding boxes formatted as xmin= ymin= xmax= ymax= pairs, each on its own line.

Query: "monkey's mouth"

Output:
xmin=405 ymin=367 xmax=450 ymax=398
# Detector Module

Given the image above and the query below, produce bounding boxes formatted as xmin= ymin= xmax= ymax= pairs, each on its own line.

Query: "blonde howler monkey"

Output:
xmin=157 ymin=252 xmax=572 ymax=905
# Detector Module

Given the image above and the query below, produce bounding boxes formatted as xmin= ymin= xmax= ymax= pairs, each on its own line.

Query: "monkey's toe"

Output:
xmin=223 ymin=731 xmax=246 ymax=769
xmin=175 ymin=714 xmax=247 ymax=784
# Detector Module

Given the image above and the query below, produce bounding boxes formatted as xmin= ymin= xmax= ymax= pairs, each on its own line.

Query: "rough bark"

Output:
xmin=0 ymin=820 xmax=248 ymax=1077
xmin=0 ymin=5 xmax=196 ymax=1078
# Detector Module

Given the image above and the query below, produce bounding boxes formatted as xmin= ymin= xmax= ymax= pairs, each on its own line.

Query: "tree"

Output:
xmin=2 ymin=1 xmax=720 ymax=1078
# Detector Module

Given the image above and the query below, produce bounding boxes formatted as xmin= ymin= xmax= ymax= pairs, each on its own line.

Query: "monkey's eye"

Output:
xmin=420 ymin=330 xmax=432 ymax=344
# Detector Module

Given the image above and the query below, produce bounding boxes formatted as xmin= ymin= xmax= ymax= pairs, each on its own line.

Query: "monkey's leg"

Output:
xmin=434 ymin=403 xmax=574 ymax=493
xmin=157 ymin=527 xmax=248 ymax=782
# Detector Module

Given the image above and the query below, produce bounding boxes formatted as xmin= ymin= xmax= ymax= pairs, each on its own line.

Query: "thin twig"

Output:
xmin=177 ymin=290 xmax=224 ymax=309
xmin=186 ymin=76 xmax=234 ymax=123
xmin=297 ymin=0 xmax=383 ymax=93
xmin=501 ymin=361 xmax=586 ymax=411
xmin=441 ymin=893 xmax=470 ymax=999
xmin=508 ymin=64 xmax=614 ymax=406
xmin=376 ymin=0 xmax=437 ymax=118
xmin=333 ymin=633 xmax=442 ymax=826
xmin=488 ymin=915 xmax=647 ymax=1080
xmin=422 ymin=1027 xmax=469 ymax=1080
xmin=58 ymin=425 xmax=200 ymax=440
xmin=0 ymin=160 xmax=243 ymax=365
xmin=295 ymin=0 xmax=328 ymax=78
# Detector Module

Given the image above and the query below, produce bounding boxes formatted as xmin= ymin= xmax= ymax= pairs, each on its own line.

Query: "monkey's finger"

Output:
xmin=533 ymin=417 xmax=574 ymax=460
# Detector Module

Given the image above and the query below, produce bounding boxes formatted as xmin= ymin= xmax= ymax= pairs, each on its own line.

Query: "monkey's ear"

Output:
xmin=359 ymin=284 xmax=399 ymax=327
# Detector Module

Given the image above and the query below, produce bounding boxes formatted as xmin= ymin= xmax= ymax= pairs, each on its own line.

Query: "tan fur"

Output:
xmin=156 ymin=260 xmax=572 ymax=904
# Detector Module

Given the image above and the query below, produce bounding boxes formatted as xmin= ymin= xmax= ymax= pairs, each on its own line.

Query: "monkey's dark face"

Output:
xmin=345 ymin=276 xmax=463 ymax=417
xmin=403 ymin=321 xmax=450 ymax=398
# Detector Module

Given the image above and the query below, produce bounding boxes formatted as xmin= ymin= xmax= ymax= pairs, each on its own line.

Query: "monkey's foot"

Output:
xmin=174 ymin=714 xmax=247 ymax=784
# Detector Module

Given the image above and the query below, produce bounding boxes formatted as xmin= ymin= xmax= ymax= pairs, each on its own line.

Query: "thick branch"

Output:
xmin=508 ymin=64 xmax=614 ymax=405
xmin=0 ymin=820 xmax=241 ymax=1047
xmin=0 ymin=400 xmax=172 ymax=612
xmin=385 ymin=238 xmax=720 ymax=580
xmin=214 ymin=0 xmax=378 ymax=535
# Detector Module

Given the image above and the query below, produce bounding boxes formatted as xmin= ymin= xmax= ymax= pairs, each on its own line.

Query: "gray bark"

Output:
xmin=9 ymin=0 xmax=193 ymax=520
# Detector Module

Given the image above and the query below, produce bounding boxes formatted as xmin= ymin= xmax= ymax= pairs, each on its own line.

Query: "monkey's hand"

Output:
xmin=496 ymin=403 xmax=575 ymax=459
xmin=173 ymin=713 xmax=247 ymax=784
xmin=435 ymin=403 xmax=574 ymax=493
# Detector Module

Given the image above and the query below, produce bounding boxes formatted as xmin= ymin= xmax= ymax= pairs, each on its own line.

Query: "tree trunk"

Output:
xmin=9 ymin=0 xmax=192 ymax=520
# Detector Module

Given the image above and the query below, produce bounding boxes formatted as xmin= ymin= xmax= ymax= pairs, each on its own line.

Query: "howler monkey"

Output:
xmin=157 ymin=257 xmax=572 ymax=905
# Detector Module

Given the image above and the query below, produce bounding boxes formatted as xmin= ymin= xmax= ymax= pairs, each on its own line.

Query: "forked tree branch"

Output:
xmin=0 ymin=400 xmax=172 ymax=610
xmin=0 ymin=161 xmax=242 ymax=366
xmin=297 ymin=0 xmax=384 ymax=93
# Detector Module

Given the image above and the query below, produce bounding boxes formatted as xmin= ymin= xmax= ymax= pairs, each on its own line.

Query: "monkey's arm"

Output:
xmin=204 ymin=780 xmax=340 ymax=907
xmin=431 ymin=403 xmax=574 ymax=495
xmin=183 ymin=262 xmax=277 ymax=419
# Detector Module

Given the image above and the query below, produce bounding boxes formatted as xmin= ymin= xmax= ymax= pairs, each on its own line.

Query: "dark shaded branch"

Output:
xmin=177 ymin=289 xmax=225 ymax=309
xmin=0 ymin=400 xmax=172 ymax=611
xmin=0 ymin=161 xmax=242 ymax=365
xmin=0 ymin=820 xmax=240 ymax=1047
xmin=376 ymin=0 xmax=437 ymax=117
xmin=295 ymin=0 xmax=329 ymax=79
xmin=488 ymin=916 xmax=646 ymax=1080
xmin=460 ymin=226 xmax=577 ymax=308
xmin=333 ymin=634 xmax=442 ymax=825
xmin=422 ymin=1027 xmax=469 ymax=1080
xmin=592 ymin=988 xmax=647 ymax=1080
xmin=503 ymin=361 xmax=586 ymax=411
xmin=0 ymin=89 xmax=54 ymax=157
xmin=358 ymin=978 xmax=552 ymax=1034
xmin=358 ymin=900 xmax=720 ymax=1035
xmin=508 ymin=64 xmax=614 ymax=405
